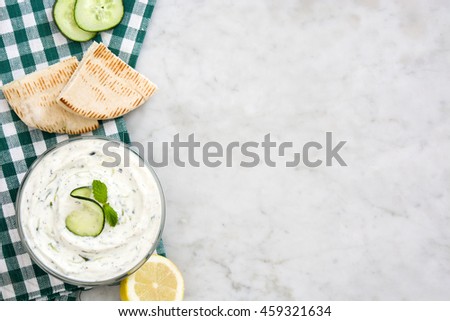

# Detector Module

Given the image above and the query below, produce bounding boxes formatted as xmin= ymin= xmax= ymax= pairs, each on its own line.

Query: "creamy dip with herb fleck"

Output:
xmin=18 ymin=138 xmax=163 ymax=283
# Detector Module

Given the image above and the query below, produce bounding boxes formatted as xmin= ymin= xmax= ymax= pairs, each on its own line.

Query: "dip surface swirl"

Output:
xmin=18 ymin=138 xmax=163 ymax=283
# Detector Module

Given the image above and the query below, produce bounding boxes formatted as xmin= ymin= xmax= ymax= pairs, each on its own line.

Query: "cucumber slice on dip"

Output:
xmin=74 ymin=0 xmax=124 ymax=32
xmin=66 ymin=199 xmax=105 ymax=237
xmin=53 ymin=0 xmax=97 ymax=42
xmin=70 ymin=186 xmax=93 ymax=200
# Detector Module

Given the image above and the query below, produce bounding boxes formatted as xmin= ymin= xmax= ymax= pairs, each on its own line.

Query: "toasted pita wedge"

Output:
xmin=2 ymin=57 xmax=99 ymax=134
xmin=58 ymin=42 xmax=157 ymax=120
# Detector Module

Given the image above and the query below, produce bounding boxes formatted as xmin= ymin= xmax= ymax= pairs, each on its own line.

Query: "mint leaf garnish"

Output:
xmin=104 ymin=203 xmax=118 ymax=227
xmin=92 ymin=180 xmax=119 ymax=227
xmin=92 ymin=179 xmax=107 ymax=204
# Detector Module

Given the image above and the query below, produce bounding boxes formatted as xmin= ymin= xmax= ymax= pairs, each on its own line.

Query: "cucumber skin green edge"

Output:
xmin=74 ymin=0 xmax=125 ymax=32
xmin=52 ymin=0 xmax=97 ymax=42
xmin=68 ymin=187 xmax=106 ymax=237
xmin=64 ymin=209 xmax=106 ymax=237
xmin=65 ymin=207 xmax=105 ymax=237
xmin=70 ymin=186 xmax=93 ymax=199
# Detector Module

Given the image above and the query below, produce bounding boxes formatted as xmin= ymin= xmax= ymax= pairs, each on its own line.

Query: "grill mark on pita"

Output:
xmin=86 ymin=61 xmax=109 ymax=85
xmin=112 ymin=109 xmax=120 ymax=117
xmin=14 ymin=108 xmax=24 ymax=118
xmin=23 ymin=83 xmax=34 ymax=95
xmin=112 ymin=108 xmax=127 ymax=117
xmin=131 ymin=97 xmax=143 ymax=109
xmin=59 ymin=97 xmax=81 ymax=116
xmin=2 ymin=89 xmax=14 ymax=101
xmin=98 ymin=67 xmax=109 ymax=84
xmin=88 ymin=111 xmax=106 ymax=119
xmin=86 ymin=110 xmax=107 ymax=119
xmin=93 ymin=86 xmax=107 ymax=102
xmin=38 ymin=125 xmax=66 ymax=134
xmin=147 ymin=86 xmax=156 ymax=97
xmin=38 ymin=79 xmax=46 ymax=91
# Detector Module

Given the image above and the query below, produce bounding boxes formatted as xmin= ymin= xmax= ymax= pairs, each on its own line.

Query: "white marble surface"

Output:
xmin=82 ymin=0 xmax=450 ymax=300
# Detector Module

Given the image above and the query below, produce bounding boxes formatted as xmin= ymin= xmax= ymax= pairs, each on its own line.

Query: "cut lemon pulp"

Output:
xmin=120 ymin=255 xmax=184 ymax=301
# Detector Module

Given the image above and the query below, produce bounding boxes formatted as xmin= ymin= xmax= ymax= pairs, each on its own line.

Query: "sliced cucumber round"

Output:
xmin=65 ymin=198 xmax=105 ymax=237
xmin=74 ymin=0 xmax=124 ymax=32
xmin=53 ymin=0 xmax=97 ymax=42
xmin=70 ymin=186 xmax=93 ymax=200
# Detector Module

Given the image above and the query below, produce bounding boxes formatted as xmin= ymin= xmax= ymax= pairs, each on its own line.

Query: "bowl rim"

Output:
xmin=15 ymin=135 xmax=166 ymax=287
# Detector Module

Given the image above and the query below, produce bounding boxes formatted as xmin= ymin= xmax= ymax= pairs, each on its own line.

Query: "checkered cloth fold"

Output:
xmin=0 ymin=0 xmax=164 ymax=301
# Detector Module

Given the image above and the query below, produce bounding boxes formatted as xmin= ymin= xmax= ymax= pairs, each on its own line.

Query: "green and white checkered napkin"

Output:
xmin=0 ymin=0 xmax=165 ymax=301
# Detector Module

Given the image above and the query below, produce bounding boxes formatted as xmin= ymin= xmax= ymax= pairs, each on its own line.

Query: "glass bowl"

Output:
xmin=15 ymin=136 xmax=165 ymax=287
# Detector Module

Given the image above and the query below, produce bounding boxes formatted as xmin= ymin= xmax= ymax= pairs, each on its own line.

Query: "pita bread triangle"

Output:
xmin=1 ymin=57 xmax=99 ymax=134
xmin=58 ymin=42 xmax=157 ymax=120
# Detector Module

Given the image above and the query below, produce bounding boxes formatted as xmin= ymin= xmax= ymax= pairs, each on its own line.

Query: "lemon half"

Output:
xmin=120 ymin=254 xmax=184 ymax=301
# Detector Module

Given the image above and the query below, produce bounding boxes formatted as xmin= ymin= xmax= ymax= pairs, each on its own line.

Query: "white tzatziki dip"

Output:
xmin=17 ymin=138 xmax=163 ymax=283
